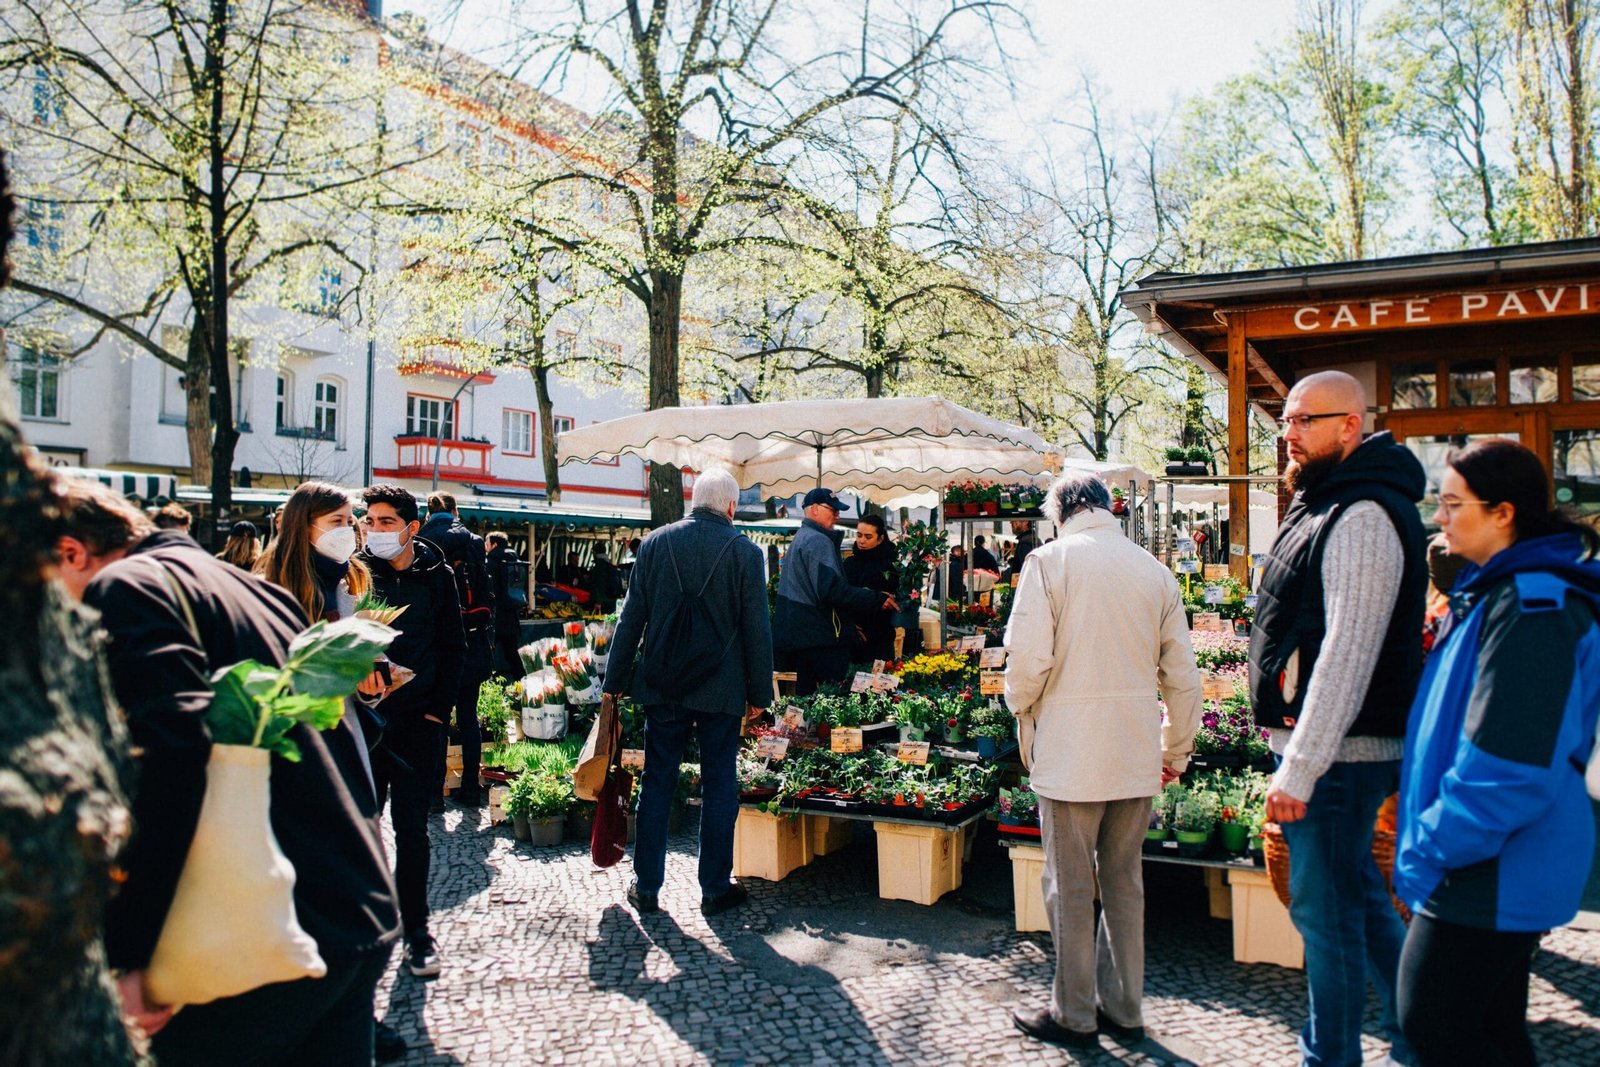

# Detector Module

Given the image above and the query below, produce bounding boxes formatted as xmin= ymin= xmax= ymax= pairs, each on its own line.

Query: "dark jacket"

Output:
xmin=1003 ymin=535 xmax=1037 ymax=583
xmin=604 ymin=508 xmax=774 ymax=715
xmin=773 ymin=518 xmax=885 ymax=651
xmin=971 ymin=544 xmax=999 ymax=573
xmin=1249 ymin=432 xmax=1428 ymax=737
xmin=87 ymin=532 xmax=400 ymax=971
xmin=359 ymin=536 xmax=465 ymax=733
xmin=419 ymin=512 xmax=492 ymax=629
xmin=588 ymin=555 xmax=623 ymax=611
xmin=1396 ymin=534 xmax=1600 ymax=932
xmin=487 ymin=544 xmax=523 ymax=612
xmin=842 ymin=538 xmax=899 ymax=661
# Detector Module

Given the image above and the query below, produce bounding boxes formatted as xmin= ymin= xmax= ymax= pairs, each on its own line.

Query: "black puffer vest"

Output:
xmin=1249 ymin=432 xmax=1428 ymax=737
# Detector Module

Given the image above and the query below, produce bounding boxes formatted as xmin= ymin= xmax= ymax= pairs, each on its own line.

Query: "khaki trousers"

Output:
xmin=1038 ymin=795 xmax=1150 ymax=1032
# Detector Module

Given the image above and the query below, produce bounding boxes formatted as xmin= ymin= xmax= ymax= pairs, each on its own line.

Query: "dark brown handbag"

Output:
xmin=591 ymin=766 xmax=633 ymax=869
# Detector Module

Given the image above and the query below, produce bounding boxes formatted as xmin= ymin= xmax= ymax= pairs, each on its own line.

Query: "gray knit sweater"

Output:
xmin=1269 ymin=501 xmax=1407 ymax=801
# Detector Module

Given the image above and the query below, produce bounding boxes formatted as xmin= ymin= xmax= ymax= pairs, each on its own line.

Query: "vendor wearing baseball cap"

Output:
xmin=773 ymin=487 xmax=899 ymax=694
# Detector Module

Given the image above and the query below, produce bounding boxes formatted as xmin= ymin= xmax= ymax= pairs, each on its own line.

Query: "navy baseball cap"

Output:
xmin=802 ymin=487 xmax=848 ymax=513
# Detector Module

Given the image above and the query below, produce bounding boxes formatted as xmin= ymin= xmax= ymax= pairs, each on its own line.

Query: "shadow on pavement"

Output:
xmin=426 ymin=804 xmax=499 ymax=913
xmin=588 ymin=902 xmax=894 ymax=1066
xmin=1532 ymin=943 xmax=1600 ymax=1016
xmin=378 ymin=961 xmax=467 ymax=1067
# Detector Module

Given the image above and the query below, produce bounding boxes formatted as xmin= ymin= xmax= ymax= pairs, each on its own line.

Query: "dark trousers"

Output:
xmin=1398 ymin=913 xmax=1541 ymax=1067
xmin=493 ymin=609 xmax=522 ymax=676
xmin=373 ymin=723 xmax=438 ymax=936
xmin=631 ymin=705 xmax=742 ymax=898
xmin=792 ymin=644 xmax=850 ymax=696
xmin=435 ymin=674 xmax=485 ymax=800
xmin=150 ymin=950 xmax=388 ymax=1067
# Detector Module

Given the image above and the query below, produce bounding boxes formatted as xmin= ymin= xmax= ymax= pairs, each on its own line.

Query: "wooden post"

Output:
xmin=1228 ymin=313 xmax=1251 ymax=587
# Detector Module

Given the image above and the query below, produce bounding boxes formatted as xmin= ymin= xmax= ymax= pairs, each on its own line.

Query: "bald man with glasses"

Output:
xmin=1249 ymin=370 xmax=1428 ymax=1067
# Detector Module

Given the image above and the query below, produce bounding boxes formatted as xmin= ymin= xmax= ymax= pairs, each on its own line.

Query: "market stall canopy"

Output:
xmin=1059 ymin=456 xmax=1154 ymax=487
xmin=556 ymin=397 xmax=1062 ymax=504
xmin=61 ymin=466 xmax=178 ymax=503
xmin=1170 ymin=485 xmax=1279 ymax=510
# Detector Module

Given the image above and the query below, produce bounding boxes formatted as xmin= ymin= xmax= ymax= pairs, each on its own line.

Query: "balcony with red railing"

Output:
xmin=391 ymin=434 xmax=495 ymax=480
xmin=396 ymin=338 xmax=497 ymax=385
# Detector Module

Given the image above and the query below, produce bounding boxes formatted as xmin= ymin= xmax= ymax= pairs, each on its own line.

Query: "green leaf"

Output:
xmin=208 ymin=660 xmax=273 ymax=746
xmin=257 ymin=715 xmax=303 ymax=763
xmin=281 ymin=617 xmax=397 ymax=698
xmin=265 ymin=692 xmax=346 ymax=732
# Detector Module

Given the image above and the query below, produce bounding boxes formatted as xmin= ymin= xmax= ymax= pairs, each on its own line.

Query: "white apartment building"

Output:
xmin=5 ymin=2 xmax=659 ymax=513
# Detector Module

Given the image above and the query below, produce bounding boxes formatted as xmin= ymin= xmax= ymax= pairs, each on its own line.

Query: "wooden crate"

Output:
xmin=733 ymin=808 xmax=807 ymax=882
xmin=1009 ymin=847 xmax=1048 ymax=932
xmin=1228 ymin=867 xmax=1303 ymax=969
xmin=874 ymin=822 xmax=962 ymax=905
xmin=804 ymin=814 xmax=854 ymax=861
xmin=487 ymin=785 xmax=510 ymax=825
xmin=443 ymin=744 xmax=464 ymax=794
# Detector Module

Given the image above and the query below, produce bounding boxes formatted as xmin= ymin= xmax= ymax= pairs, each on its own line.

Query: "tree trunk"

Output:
xmin=0 ymin=386 xmax=139 ymax=1066
xmin=647 ymin=268 xmax=684 ymax=525
xmin=184 ymin=327 xmax=214 ymax=493
xmin=532 ymin=363 xmax=560 ymax=503
xmin=202 ymin=0 xmax=235 ymax=542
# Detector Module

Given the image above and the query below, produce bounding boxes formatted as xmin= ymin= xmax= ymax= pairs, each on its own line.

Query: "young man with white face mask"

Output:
xmin=357 ymin=484 xmax=465 ymax=980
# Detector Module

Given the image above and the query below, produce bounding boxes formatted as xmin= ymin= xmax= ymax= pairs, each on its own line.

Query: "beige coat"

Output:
xmin=1003 ymin=509 xmax=1202 ymax=803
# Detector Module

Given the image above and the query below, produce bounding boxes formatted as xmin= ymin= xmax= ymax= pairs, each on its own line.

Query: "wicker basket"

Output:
xmin=1263 ymin=810 xmax=1410 ymax=923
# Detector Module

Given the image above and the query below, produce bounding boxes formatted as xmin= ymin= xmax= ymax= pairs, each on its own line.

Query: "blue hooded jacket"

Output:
xmin=1395 ymin=532 xmax=1600 ymax=932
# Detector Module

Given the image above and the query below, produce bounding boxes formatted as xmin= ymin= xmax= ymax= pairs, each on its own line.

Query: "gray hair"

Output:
xmin=691 ymin=467 xmax=740 ymax=514
xmin=1043 ymin=471 xmax=1112 ymax=524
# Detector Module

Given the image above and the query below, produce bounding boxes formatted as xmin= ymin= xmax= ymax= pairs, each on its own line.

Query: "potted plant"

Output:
xmin=1111 ymin=486 xmax=1128 ymax=516
xmin=1218 ymin=799 xmax=1251 ymax=854
xmin=1164 ymin=446 xmax=1208 ymax=478
xmin=892 ymin=691 xmax=938 ymax=743
xmin=995 ymin=779 xmax=1040 ymax=836
xmin=978 ymin=482 xmax=1001 ymax=516
xmin=507 ymin=773 xmax=571 ymax=846
xmin=1173 ymin=789 xmax=1218 ymax=856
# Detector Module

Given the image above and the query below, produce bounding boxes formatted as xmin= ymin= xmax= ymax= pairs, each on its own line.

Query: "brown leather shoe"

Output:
xmin=1096 ymin=1008 xmax=1146 ymax=1043
xmin=1013 ymin=1008 xmax=1099 ymax=1049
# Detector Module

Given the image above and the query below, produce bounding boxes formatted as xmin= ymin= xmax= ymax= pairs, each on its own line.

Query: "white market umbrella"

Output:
xmin=1170 ymin=485 xmax=1279 ymax=510
xmin=1059 ymin=456 xmax=1154 ymax=487
xmin=556 ymin=397 xmax=1061 ymax=503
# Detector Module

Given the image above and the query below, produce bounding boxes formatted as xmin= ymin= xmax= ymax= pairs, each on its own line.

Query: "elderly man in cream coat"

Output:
xmin=1005 ymin=471 xmax=1203 ymax=1052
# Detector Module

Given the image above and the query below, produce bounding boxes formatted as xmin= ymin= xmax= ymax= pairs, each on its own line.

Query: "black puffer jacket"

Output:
xmin=842 ymin=538 xmax=899 ymax=661
xmin=359 ymin=537 xmax=465 ymax=732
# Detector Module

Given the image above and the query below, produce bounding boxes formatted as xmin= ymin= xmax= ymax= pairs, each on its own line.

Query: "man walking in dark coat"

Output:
xmin=971 ymin=535 xmax=1000 ymax=573
xmin=54 ymin=480 xmax=401 ymax=1065
xmin=842 ymin=514 xmax=899 ymax=663
xmin=603 ymin=468 xmax=774 ymax=916
xmin=773 ymin=488 xmax=898 ymax=694
xmin=420 ymin=492 xmax=492 ymax=809
xmin=359 ymin=485 xmax=464 ymax=979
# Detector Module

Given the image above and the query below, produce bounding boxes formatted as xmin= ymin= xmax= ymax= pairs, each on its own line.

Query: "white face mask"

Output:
xmin=364 ymin=530 xmax=407 ymax=561
xmin=313 ymin=525 xmax=357 ymax=564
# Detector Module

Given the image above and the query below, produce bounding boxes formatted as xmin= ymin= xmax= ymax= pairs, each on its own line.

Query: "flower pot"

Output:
xmin=566 ymin=805 xmax=595 ymax=841
xmin=1219 ymin=821 xmax=1251 ymax=854
xmin=526 ymin=814 xmax=565 ymax=847
xmin=512 ymin=812 xmax=531 ymax=841
xmin=1145 ymin=827 xmax=1171 ymax=842
xmin=1165 ymin=463 xmax=1209 ymax=477
xmin=1175 ymin=828 xmax=1213 ymax=857
xmin=944 ymin=725 xmax=964 ymax=744
xmin=898 ymin=726 xmax=926 ymax=744
xmin=974 ymin=736 xmax=1000 ymax=760
xmin=981 ymin=501 xmax=998 ymax=516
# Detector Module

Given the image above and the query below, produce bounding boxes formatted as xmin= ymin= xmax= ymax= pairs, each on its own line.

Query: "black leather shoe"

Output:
xmin=1013 ymin=1008 xmax=1099 ymax=1049
xmin=1096 ymin=1008 xmax=1146 ymax=1043
xmin=627 ymin=881 xmax=659 ymax=914
xmin=374 ymin=1020 xmax=406 ymax=1062
xmin=700 ymin=883 xmax=749 ymax=916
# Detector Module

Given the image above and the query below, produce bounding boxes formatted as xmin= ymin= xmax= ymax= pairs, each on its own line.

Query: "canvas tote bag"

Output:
xmin=141 ymin=562 xmax=326 ymax=1007
xmin=574 ymin=692 xmax=622 ymax=802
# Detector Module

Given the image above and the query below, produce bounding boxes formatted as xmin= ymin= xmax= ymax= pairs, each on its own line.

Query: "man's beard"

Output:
xmin=1286 ymin=450 xmax=1343 ymax=494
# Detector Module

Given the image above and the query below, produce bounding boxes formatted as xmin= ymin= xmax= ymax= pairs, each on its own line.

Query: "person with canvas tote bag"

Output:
xmin=53 ymin=481 xmax=401 ymax=1066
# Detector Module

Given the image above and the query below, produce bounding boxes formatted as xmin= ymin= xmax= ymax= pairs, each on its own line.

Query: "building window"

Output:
xmin=23 ymin=199 xmax=64 ymax=258
xmin=1509 ymin=357 xmax=1558 ymax=405
xmin=314 ymin=265 xmax=342 ymax=317
xmin=553 ymin=331 xmax=578 ymax=362
xmin=313 ymin=378 xmax=340 ymax=439
xmin=7 ymin=341 xmax=61 ymax=420
xmin=502 ymin=408 xmax=534 ymax=454
xmin=1390 ymin=361 xmax=1437 ymax=410
xmin=406 ymin=394 xmax=455 ymax=439
xmin=589 ymin=420 xmax=620 ymax=465
xmin=276 ymin=371 xmax=294 ymax=430
xmin=31 ymin=66 xmax=64 ymax=127
xmin=1448 ymin=359 xmax=1496 ymax=407
xmin=552 ymin=415 xmax=575 ymax=436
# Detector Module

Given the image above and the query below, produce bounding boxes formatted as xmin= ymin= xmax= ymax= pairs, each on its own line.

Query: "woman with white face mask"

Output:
xmin=255 ymin=481 xmax=372 ymax=622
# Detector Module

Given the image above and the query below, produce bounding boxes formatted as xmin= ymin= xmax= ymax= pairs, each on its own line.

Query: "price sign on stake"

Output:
xmin=897 ymin=741 xmax=931 ymax=765
xmin=959 ymin=635 xmax=986 ymax=653
xmin=978 ymin=646 xmax=1007 ymax=669
xmin=980 ymin=671 xmax=1006 ymax=696
xmin=1192 ymin=611 xmax=1225 ymax=632
xmin=1203 ymin=586 xmax=1224 ymax=605
xmin=755 ymin=736 xmax=789 ymax=760
xmin=871 ymin=659 xmax=887 ymax=675
xmin=620 ymin=749 xmax=645 ymax=771
xmin=830 ymin=727 xmax=863 ymax=753
xmin=871 ymin=673 xmax=899 ymax=693
xmin=781 ymin=705 xmax=806 ymax=729
xmin=849 ymin=672 xmax=872 ymax=693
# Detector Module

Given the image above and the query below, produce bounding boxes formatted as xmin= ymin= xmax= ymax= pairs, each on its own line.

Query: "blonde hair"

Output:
xmin=255 ymin=481 xmax=370 ymax=620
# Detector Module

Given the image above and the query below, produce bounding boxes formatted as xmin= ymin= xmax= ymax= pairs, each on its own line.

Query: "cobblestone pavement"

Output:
xmin=375 ymin=806 xmax=1600 ymax=1066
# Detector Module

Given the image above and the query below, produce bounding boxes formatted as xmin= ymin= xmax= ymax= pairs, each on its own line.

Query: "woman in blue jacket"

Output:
xmin=1395 ymin=438 xmax=1600 ymax=1067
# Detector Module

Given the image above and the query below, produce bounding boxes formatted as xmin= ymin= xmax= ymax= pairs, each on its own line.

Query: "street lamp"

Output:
xmin=430 ymin=372 xmax=477 ymax=491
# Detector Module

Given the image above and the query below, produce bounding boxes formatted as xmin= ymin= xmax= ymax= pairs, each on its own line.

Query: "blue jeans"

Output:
xmin=1279 ymin=759 xmax=1413 ymax=1067
xmin=632 ymin=705 xmax=742 ymax=898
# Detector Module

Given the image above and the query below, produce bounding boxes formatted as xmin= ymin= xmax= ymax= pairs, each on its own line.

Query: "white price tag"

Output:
xmin=756 ymin=736 xmax=789 ymax=760
xmin=620 ymin=748 xmax=645 ymax=770
xmin=896 ymin=741 xmax=931 ymax=765
xmin=849 ymin=672 xmax=872 ymax=693
xmin=978 ymin=646 xmax=1006 ymax=669
xmin=781 ymin=705 xmax=806 ymax=729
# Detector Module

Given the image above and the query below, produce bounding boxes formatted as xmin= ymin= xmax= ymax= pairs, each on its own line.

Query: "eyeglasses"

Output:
xmin=1278 ymin=412 xmax=1351 ymax=435
xmin=1435 ymin=496 xmax=1496 ymax=519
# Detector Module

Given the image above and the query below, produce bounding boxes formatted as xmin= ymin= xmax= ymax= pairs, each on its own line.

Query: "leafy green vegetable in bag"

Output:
xmin=207 ymin=617 xmax=397 ymax=761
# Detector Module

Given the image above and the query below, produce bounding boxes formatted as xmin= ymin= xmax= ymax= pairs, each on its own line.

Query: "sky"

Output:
xmin=396 ymin=0 xmax=1307 ymax=152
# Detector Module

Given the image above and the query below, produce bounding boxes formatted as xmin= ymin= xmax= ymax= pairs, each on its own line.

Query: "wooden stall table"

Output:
xmin=999 ymin=837 xmax=1303 ymax=969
